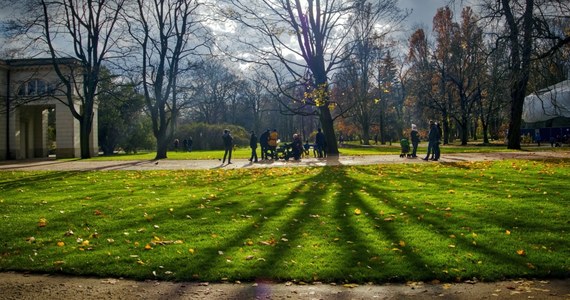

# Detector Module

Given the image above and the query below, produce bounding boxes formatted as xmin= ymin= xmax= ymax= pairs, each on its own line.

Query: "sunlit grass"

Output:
xmin=0 ymin=159 xmax=569 ymax=283
xmin=88 ymin=142 xmax=563 ymax=161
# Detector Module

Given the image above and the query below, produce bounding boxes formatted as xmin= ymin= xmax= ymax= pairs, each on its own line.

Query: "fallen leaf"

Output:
xmin=144 ymin=244 xmax=152 ymax=250
xmin=189 ymin=248 xmax=195 ymax=254
xmin=354 ymin=208 xmax=361 ymax=215
xmin=516 ymin=249 xmax=526 ymax=256
xmin=57 ymin=241 xmax=65 ymax=247
xmin=38 ymin=218 xmax=47 ymax=227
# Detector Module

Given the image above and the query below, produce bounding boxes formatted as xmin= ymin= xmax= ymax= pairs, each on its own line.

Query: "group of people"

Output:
xmin=408 ymin=120 xmax=442 ymax=161
xmin=173 ymin=138 xmax=193 ymax=152
xmin=221 ymin=128 xmax=282 ymax=165
xmin=220 ymin=127 xmax=331 ymax=165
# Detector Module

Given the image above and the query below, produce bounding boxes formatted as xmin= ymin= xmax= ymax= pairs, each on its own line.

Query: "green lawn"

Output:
xmin=89 ymin=142 xmax=559 ymax=161
xmin=0 ymin=159 xmax=569 ymax=283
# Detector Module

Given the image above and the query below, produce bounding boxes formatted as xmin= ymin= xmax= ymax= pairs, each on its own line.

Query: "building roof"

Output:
xmin=523 ymin=80 xmax=570 ymax=123
xmin=0 ymin=57 xmax=80 ymax=67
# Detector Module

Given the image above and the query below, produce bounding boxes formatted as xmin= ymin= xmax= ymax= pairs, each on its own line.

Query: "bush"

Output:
xmin=176 ymin=123 xmax=249 ymax=150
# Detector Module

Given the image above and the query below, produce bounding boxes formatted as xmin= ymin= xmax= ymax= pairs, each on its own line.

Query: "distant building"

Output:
xmin=0 ymin=58 xmax=98 ymax=160
xmin=522 ymin=79 xmax=570 ymax=143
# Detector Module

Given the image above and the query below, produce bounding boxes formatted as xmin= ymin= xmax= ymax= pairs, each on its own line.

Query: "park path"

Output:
xmin=0 ymin=151 xmax=568 ymax=171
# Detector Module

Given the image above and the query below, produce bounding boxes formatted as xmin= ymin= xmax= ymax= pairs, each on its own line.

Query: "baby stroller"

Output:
xmin=399 ymin=138 xmax=411 ymax=158
xmin=276 ymin=143 xmax=295 ymax=161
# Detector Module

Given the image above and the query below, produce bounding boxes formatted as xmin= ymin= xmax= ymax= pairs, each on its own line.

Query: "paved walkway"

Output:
xmin=0 ymin=151 xmax=568 ymax=171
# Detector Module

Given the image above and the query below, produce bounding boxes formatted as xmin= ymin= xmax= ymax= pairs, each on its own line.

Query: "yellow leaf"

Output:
xmin=354 ymin=208 xmax=361 ymax=215
xmin=399 ymin=240 xmax=406 ymax=247
xmin=505 ymin=230 xmax=511 ymax=235
xmin=516 ymin=249 xmax=526 ymax=256
xmin=144 ymin=244 xmax=152 ymax=250
xmin=448 ymin=244 xmax=456 ymax=248
xmin=57 ymin=241 xmax=65 ymax=247
xmin=82 ymin=240 xmax=90 ymax=246
xmin=189 ymin=248 xmax=195 ymax=254
xmin=38 ymin=218 xmax=48 ymax=227
xmin=448 ymin=190 xmax=455 ymax=194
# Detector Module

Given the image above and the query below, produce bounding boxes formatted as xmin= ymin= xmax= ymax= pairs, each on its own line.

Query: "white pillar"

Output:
xmin=55 ymin=102 xmax=80 ymax=158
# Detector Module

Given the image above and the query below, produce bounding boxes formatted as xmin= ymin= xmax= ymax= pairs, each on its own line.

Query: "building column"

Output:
xmin=55 ymin=102 xmax=80 ymax=158
xmin=32 ymin=107 xmax=49 ymax=158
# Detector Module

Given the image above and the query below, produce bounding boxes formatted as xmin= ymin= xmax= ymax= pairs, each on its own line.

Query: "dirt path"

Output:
xmin=1 ymin=151 xmax=569 ymax=299
xmin=0 ymin=272 xmax=568 ymax=300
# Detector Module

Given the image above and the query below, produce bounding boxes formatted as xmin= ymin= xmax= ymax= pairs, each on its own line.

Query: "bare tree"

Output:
xmin=332 ymin=0 xmax=407 ymax=145
xmin=188 ymin=58 xmax=240 ymax=124
xmin=219 ymin=0 xmax=406 ymax=155
xmin=126 ymin=0 xmax=210 ymax=159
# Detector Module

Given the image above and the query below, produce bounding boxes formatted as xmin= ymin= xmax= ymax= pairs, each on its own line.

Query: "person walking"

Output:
xmin=249 ymin=130 xmax=258 ymax=163
xmin=410 ymin=124 xmax=420 ymax=158
xmin=222 ymin=129 xmax=233 ymax=164
xmin=423 ymin=121 xmax=437 ymax=161
xmin=315 ymin=128 xmax=326 ymax=158
xmin=259 ymin=129 xmax=270 ymax=160
xmin=434 ymin=122 xmax=442 ymax=160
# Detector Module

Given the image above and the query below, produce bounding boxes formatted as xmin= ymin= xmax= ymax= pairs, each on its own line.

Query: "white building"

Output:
xmin=0 ymin=58 xmax=98 ymax=160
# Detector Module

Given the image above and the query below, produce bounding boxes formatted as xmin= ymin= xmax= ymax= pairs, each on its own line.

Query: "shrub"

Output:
xmin=176 ymin=123 xmax=249 ymax=150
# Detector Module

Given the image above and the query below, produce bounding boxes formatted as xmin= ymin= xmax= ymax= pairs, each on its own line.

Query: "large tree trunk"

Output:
xmin=155 ymin=132 xmax=169 ymax=159
xmin=507 ymin=86 xmax=526 ymax=149
xmin=318 ymin=105 xmax=339 ymax=156
xmin=79 ymin=112 xmax=93 ymax=159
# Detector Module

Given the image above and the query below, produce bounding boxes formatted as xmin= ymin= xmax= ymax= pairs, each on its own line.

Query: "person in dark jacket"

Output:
xmin=423 ymin=121 xmax=437 ymax=161
xmin=222 ymin=129 xmax=233 ymax=164
xmin=434 ymin=122 xmax=442 ymax=160
xmin=259 ymin=129 xmax=270 ymax=160
xmin=291 ymin=133 xmax=303 ymax=160
xmin=315 ymin=128 xmax=326 ymax=158
xmin=249 ymin=130 xmax=258 ymax=163
xmin=410 ymin=124 xmax=420 ymax=158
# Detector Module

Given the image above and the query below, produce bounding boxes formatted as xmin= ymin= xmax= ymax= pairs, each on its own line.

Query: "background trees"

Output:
xmin=220 ymin=0 xmax=406 ymax=154
xmin=125 ymin=0 xmax=210 ymax=159
xmin=2 ymin=0 xmax=568 ymax=155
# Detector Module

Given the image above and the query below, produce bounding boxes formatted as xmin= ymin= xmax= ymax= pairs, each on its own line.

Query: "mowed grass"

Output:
xmin=0 ymin=159 xmax=569 ymax=283
xmin=88 ymin=142 xmax=556 ymax=161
